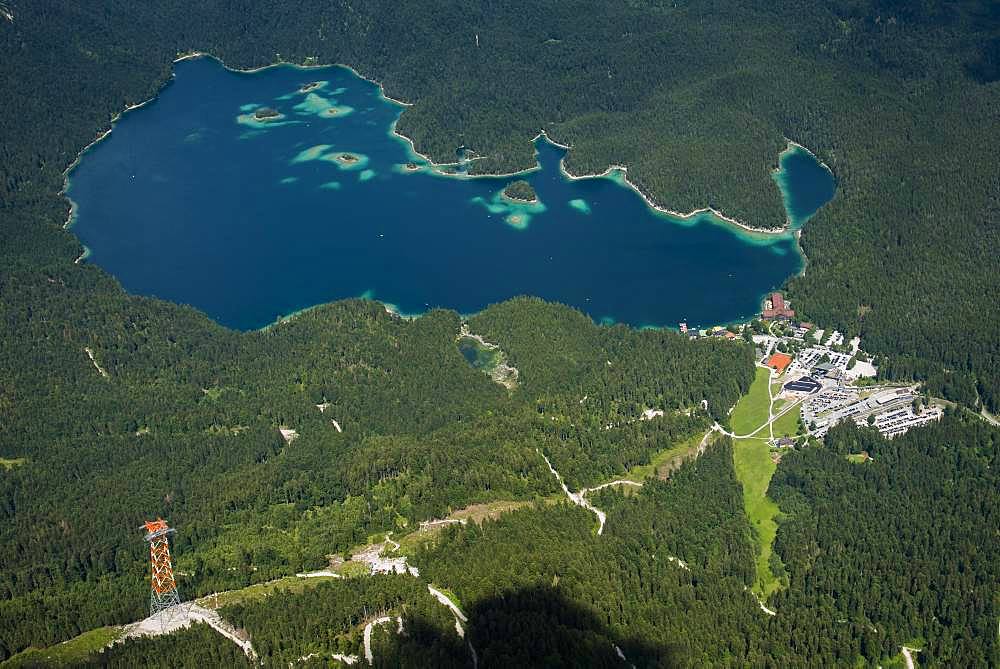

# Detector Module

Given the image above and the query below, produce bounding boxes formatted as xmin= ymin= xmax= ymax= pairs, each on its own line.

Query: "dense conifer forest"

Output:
xmin=66 ymin=428 xmax=998 ymax=666
xmin=1 ymin=1 xmax=999 ymax=666
xmin=0 ymin=295 xmax=752 ymax=658
xmin=1 ymin=1 xmax=998 ymax=410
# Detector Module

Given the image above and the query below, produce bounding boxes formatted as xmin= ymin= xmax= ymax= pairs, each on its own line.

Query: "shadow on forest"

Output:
xmin=377 ymin=585 xmax=681 ymax=669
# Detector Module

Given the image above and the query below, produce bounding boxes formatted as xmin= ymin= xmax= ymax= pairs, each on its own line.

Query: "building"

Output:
xmin=784 ymin=376 xmax=821 ymax=394
xmin=812 ymin=362 xmax=835 ymax=375
xmin=762 ymin=291 xmax=795 ymax=320
xmin=767 ymin=352 xmax=793 ymax=374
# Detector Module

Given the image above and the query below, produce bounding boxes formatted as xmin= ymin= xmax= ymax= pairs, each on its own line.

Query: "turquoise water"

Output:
xmin=67 ymin=57 xmax=834 ymax=331
xmin=773 ymin=144 xmax=837 ymax=228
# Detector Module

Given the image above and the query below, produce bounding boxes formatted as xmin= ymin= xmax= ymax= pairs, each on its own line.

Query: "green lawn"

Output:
xmin=729 ymin=368 xmax=785 ymax=598
xmin=337 ymin=561 xmax=371 ymax=578
xmin=1 ymin=626 xmax=121 ymax=667
xmin=732 ymin=437 xmax=784 ymax=597
xmin=772 ymin=404 xmax=802 ymax=438
xmin=730 ymin=367 xmax=772 ymax=436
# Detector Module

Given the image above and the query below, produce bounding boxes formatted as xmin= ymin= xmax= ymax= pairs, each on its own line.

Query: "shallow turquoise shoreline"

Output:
xmin=66 ymin=55 xmax=833 ymax=332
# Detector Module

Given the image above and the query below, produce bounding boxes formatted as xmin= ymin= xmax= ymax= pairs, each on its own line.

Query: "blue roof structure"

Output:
xmin=784 ymin=376 xmax=821 ymax=393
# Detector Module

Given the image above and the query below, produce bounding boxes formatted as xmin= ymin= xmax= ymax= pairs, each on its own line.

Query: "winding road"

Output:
xmin=538 ymin=449 xmax=609 ymax=534
xmin=583 ymin=479 xmax=644 ymax=494
xmin=363 ymin=616 xmax=402 ymax=664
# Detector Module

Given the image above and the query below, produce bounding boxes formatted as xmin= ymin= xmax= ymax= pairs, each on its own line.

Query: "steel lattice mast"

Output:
xmin=141 ymin=519 xmax=181 ymax=616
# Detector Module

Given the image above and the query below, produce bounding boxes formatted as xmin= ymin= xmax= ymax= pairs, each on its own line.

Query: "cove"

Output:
xmin=66 ymin=56 xmax=833 ymax=331
xmin=772 ymin=143 xmax=837 ymax=228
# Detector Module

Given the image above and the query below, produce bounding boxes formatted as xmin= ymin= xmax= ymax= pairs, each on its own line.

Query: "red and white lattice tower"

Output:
xmin=141 ymin=519 xmax=181 ymax=616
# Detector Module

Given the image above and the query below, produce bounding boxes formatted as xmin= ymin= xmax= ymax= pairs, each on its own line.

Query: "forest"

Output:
xmin=501 ymin=180 xmax=537 ymax=203
xmin=0 ymin=294 xmax=752 ymax=658
xmin=1 ymin=1 xmax=997 ymax=411
xmin=1 ymin=0 xmax=999 ymax=666
xmin=71 ymin=425 xmax=999 ymax=666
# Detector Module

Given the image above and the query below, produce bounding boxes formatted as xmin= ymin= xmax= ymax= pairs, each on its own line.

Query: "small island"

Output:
xmin=503 ymin=179 xmax=537 ymax=203
xmin=334 ymin=152 xmax=360 ymax=165
xmin=253 ymin=107 xmax=282 ymax=121
xmin=299 ymin=81 xmax=322 ymax=93
xmin=393 ymin=162 xmax=424 ymax=175
xmin=505 ymin=214 xmax=527 ymax=230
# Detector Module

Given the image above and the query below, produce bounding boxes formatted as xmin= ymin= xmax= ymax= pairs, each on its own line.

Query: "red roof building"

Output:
xmin=767 ymin=352 xmax=793 ymax=374
xmin=762 ymin=292 xmax=795 ymax=319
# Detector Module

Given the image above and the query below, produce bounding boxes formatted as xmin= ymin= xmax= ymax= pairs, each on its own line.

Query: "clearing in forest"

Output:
xmin=1 ymin=626 xmax=122 ymax=667
xmin=623 ymin=433 xmax=706 ymax=483
xmin=0 ymin=457 xmax=27 ymax=470
xmin=731 ymin=367 xmax=771 ymax=435
xmin=733 ymin=436 xmax=783 ymax=597
xmin=729 ymin=365 xmax=786 ymax=598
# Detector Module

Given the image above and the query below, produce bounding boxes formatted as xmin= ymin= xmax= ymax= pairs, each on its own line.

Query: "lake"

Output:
xmin=66 ymin=56 xmax=834 ymax=331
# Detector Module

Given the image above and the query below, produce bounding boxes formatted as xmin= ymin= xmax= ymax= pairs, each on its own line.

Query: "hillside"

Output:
xmin=1 ymin=1 xmax=999 ymax=666
xmin=0 ymin=297 xmax=752 ymax=658
xmin=8 ymin=422 xmax=997 ymax=666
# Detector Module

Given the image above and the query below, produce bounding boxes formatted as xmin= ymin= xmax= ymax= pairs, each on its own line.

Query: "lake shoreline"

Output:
xmin=772 ymin=139 xmax=836 ymax=229
xmin=549 ymin=138 xmax=789 ymax=238
xmin=60 ymin=101 xmax=158 ymax=231
xmin=62 ymin=52 xmax=827 ymax=335
xmin=62 ymin=51 xmax=807 ymax=242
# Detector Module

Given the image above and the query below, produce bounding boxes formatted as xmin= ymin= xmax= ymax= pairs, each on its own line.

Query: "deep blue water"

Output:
xmin=67 ymin=57 xmax=834 ymax=331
